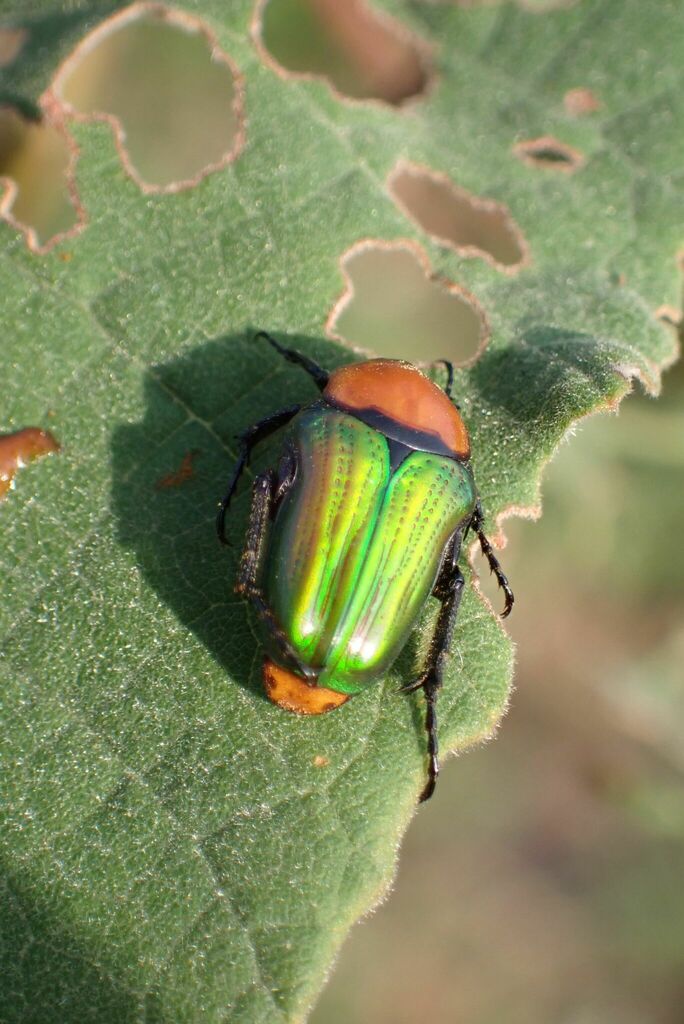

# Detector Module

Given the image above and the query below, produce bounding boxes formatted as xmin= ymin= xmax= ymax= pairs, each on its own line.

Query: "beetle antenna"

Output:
xmin=432 ymin=359 xmax=458 ymax=407
xmin=255 ymin=331 xmax=329 ymax=391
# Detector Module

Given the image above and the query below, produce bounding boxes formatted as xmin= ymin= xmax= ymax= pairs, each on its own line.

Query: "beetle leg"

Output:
xmin=432 ymin=358 xmax=456 ymax=404
xmin=399 ymin=533 xmax=465 ymax=802
xmin=236 ymin=470 xmax=317 ymax=681
xmin=418 ymin=560 xmax=466 ymax=802
xmin=397 ymin=530 xmax=460 ymax=696
xmin=470 ymin=500 xmax=514 ymax=618
xmin=421 ymin=682 xmax=441 ymax=803
xmin=216 ymin=405 xmax=301 ymax=545
xmin=256 ymin=331 xmax=330 ymax=391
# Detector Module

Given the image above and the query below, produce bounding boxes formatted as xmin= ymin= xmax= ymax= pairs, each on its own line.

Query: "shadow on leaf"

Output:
xmin=110 ymin=330 xmax=350 ymax=703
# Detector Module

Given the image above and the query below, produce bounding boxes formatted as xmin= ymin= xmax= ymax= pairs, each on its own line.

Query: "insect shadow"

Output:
xmin=110 ymin=330 xmax=427 ymax=703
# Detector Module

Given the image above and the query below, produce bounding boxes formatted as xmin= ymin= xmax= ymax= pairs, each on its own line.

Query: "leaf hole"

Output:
xmin=328 ymin=240 xmax=489 ymax=365
xmin=0 ymin=106 xmax=81 ymax=251
xmin=512 ymin=135 xmax=584 ymax=173
xmin=388 ymin=160 xmax=529 ymax=273
xmin=51 ymin=2 xmax=245 ymax=191
xmin=254 ymin=0 xmax=431 ymax=106
xmin=0 ymin=427 xmax=60 ymax=500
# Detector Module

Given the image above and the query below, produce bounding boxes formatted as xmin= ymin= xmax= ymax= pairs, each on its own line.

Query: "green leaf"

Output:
xmin=0 ymin=1 xmax=680 ymax=1020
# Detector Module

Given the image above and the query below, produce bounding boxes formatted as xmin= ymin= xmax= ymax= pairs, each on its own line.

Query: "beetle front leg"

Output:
xmin=216 ymin=405 xmax=300 ymax=545
xmin=400 ymin=551 xmax=466 ymax=803
xmin=236 ymin=470 xmax=316 ymax=681
xmin=470 ymin=500 xmax=514 ymax=618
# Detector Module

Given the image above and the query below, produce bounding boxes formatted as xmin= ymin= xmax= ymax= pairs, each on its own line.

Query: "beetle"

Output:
xmin=217 ymin=332 xmax=513 ymax=802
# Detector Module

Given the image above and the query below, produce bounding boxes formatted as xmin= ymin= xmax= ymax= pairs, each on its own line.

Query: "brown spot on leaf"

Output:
xmin=388 ymin=160 xmax=529 ymax=273
xmin=313 ymin=754 xmax=330 ymax=768
xmin=327 ymin=239 xmax=489 ymax=366
xmin=0 ymin=106 xmax=83 ymax=253
xmin=0 ymin=27 xmax=27 ymax=68
xmin=254 ymin=0 xmax=431 ymax=106
xmin=50 ymin=2 xmax=245 ymax=192
xmin=263 ymin=658 xmax=349 ymax=714
xmin=155 ymin=449 xmax=200 ymax=490
xmin=0 ymin=427 xmax=60 ymax=499
xmin=513 ymin=135 xmax=584 ymax=173
xmin=563 ymin=87 xmax=602 ymax=117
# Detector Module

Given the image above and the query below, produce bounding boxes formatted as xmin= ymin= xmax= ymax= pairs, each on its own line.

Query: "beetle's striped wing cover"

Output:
xmin=265 ymin=406 xmax=476 ymax=694
xmin=265 ymin=407 xmax=388 ymax=674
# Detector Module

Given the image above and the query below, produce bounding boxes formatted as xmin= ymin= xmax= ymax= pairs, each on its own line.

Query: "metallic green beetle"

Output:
xmin=218 ymin=332 xmax=513 ymax=801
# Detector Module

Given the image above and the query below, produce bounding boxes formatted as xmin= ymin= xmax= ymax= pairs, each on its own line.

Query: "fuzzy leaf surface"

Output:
xmin=0 ymin=0 xmax=680 ymax=1020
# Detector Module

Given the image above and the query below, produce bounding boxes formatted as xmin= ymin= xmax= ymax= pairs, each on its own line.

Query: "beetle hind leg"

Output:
xmin=236 ymin=470 xmax=317 ymax=682
xmin=400 ymin=538 xmax=466 ymax=802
